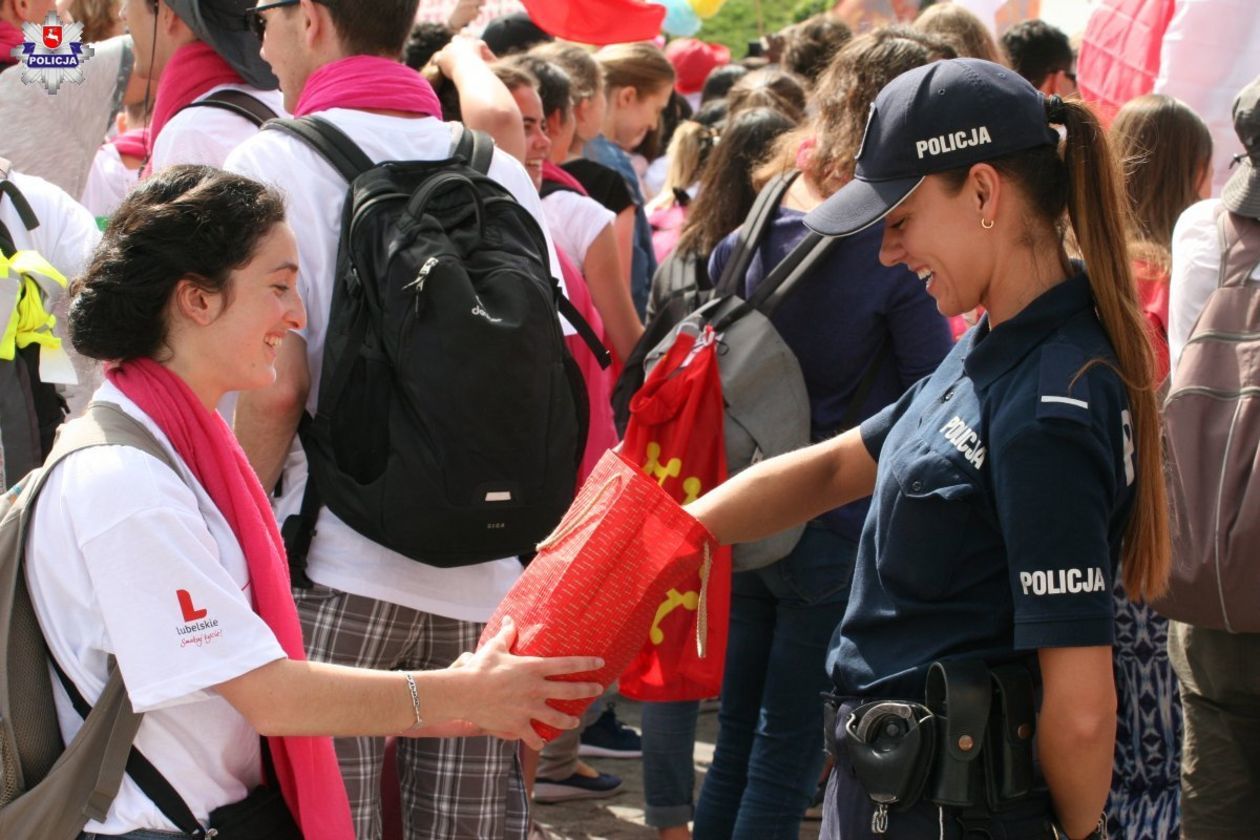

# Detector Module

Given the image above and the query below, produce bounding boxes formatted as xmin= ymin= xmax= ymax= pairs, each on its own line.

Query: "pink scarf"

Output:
xmin=0 ymin=20 xmax=24 ymax=66
xmin=110 ymin=128 xmax=150 ymax=160
xmin=543 ymin=160 xmax=588 ymax=196
xmin=147 ymin=42 xmax=245 ymax=171
xmin=106 ymin=358 xmax=354 ymax=840
xmin=293 ymin=56 xmax=441 ymax=118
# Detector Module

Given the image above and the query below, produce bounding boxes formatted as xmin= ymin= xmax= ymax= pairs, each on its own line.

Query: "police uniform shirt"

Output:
xmin=827 ymin=273 xmax=1137 ymax=699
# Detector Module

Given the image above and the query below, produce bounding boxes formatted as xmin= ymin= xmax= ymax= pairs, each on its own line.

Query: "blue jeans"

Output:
xmin=642 ymin=699 xmax=701 ymax=828
xmin=693 ymin=525 xmax=857 ymax=840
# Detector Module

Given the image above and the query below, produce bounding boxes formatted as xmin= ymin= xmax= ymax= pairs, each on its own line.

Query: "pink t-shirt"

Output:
xmin=650 ymin=203 xmax=689 ymax=264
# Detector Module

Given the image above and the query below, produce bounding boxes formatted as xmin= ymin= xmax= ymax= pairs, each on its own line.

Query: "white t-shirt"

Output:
xmin=150 ymin=84 xmax=287 ymax=172
xmin=24 ymin=382 xmax=287 ymax=835
xmin=80 ymin=143 xmax=141 ymax=219
xmin=2 ymin=170 xmax=103 ymax=419
xmin=541 ymin=189 xmax=614 ymax=269
xmin=1168 ymin=198 xmax=1260 ymax=381
xmin=225 ymin=109 xmax=563 ymax=622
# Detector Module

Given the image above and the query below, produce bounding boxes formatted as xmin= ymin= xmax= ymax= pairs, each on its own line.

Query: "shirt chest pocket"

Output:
xmin=876 ymin=448 xmax=983 ymax=601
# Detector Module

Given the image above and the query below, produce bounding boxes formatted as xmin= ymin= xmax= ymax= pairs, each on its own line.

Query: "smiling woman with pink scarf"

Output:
xmin=21 ymin=165 xmax=603 ymax=840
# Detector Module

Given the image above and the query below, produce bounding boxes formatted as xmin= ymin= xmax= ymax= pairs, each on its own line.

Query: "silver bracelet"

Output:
xmin=399 ymin=671 xmax=423 ymax=731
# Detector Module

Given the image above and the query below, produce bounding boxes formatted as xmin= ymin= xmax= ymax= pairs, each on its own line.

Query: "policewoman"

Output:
xmin=688 ymin=59 xmax=1169 ymax=840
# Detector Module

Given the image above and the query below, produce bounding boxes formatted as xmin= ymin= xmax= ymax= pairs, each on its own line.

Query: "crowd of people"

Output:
xmin=1 ymin=1 xmax=1258 ymax=839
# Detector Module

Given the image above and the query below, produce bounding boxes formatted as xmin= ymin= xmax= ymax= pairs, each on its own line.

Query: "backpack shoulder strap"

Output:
xmin=711 ymin=231 xmax=836 ymax=334
xmin=555 ymin=294 xmax=613 ymax=369
xmin=540 ymin=179 xmax=580 ymax=199
xmin=0 ymin=162 xmax=40 ymax=258
xmin=713 ymin=172 xmax=798 ymax=297
xmin=0 ymin=403 xmax=187 ymax=834
xmin=450 ymin=124 xmax=496 ymax=175
xmin=1215 ymin=206 xmax=1260 ymax=289
xmin=265 ymin=116 xmax=374 ymax=183
xmin=48 ymin=657 xmax=203 ymax=836
xmin=179 ymin=89 xmax=279 ymax=128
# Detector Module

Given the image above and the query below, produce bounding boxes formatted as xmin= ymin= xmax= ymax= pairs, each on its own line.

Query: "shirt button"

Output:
xmin=943 ymin=390 xmax=954 ymax=401
xmin=911 ymin=480 xmax=924 ymax=492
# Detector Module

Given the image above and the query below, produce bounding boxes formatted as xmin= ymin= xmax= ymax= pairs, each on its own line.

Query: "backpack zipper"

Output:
xmin=408 ymin=257 xmax=440 ymax=314
xmin=350 ymin=191 xmax=408 ymax=242
xmin=1167 ymin=385 xmax=1260 ymax=401
xmin=1185 ymin=329 xmax=1260 ymax=344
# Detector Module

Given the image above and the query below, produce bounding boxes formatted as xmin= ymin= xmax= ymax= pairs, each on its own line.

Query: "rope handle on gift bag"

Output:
xmin=696 ymin=542 xmax=712 ymax=658
xmin=536 ymin=472 xmax=625 ymax=551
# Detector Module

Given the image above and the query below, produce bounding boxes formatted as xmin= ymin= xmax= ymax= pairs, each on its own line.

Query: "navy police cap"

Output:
xmin=804 ymin=58 xmax=1061 ymax=238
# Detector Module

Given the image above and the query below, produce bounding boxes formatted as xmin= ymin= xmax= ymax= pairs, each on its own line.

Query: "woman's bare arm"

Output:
xmin=689 ymin=428 xmax=877 ymax=545
xmin=215 ymin=620 xmax=603 ymax=751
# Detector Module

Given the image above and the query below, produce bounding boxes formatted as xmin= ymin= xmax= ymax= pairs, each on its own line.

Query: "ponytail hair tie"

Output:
xmin=1045 ymin=95 xmax=1067 ymax=125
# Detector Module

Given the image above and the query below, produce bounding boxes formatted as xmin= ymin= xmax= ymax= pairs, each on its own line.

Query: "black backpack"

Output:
xmin=0 ymin=163 xmax=67 ymax=490
xmin=266 ymin=117 xmax=608 ymax=578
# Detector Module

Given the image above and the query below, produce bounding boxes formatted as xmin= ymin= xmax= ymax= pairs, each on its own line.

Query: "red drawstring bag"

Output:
xmin=478 ymin=449 xmax=715 ymax=741
xmin=619 ymin=326 xmax=732 ymax=702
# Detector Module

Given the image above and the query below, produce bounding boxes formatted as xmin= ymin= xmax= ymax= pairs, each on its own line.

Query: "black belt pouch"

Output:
xmin=208 ymin=785 xmax=303 ymax=840
xmin=984 ymin=664 xmax=1037 ymax=807
xmin=924 ymin=660 xmax=990 ymax=808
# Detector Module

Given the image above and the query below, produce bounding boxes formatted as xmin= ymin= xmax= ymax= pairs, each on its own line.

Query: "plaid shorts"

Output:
xmin=294 ymin=583 xmax=528 ymax=840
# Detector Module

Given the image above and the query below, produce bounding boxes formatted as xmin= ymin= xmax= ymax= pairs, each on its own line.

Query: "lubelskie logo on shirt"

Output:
xmin=174 ymin=589 xmax=222 ymax=647
xmin=177 ymin=588 xmax=207 ymax=622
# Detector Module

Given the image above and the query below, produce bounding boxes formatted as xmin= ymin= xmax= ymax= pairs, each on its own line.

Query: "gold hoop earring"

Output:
xmin=981 ymin=218 xmax=995 ymax=230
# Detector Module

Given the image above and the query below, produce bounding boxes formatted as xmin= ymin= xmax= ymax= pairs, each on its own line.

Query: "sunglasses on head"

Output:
xmin=245 ymin=0 xmax=299 ymax=40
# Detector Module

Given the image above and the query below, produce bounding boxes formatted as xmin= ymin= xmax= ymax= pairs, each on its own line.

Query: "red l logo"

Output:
xmin=42 ymin=26 xmax=62 ymax=49
xmin=177 ymin=589 xmax=208 ymax=623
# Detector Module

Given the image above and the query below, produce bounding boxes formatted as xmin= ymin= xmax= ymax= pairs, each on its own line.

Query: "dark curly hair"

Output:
xmin=69 ymin=165 xmax=287 ymax=363
xmin=757 ymin=26 xmax=955 ymax=196
xmin=782 ymin=14 xmax=852 ymax=88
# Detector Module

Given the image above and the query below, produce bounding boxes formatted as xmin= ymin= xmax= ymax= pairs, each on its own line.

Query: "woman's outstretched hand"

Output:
xmin=417 ymin=617 xmax=604 ymax=750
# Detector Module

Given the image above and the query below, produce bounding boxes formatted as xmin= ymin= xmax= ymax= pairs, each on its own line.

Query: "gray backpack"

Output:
xmin=1156 ymin=207 xmax=1260 ymax=632
xmin=0 ymin=403 xmax=179 ymax=839
xmin=643 ymin=218 xmax=888 ymax=572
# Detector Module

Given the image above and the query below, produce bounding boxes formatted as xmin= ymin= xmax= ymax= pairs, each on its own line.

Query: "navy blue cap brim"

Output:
xmin=803 ymin=175 xmax=925 ymax=238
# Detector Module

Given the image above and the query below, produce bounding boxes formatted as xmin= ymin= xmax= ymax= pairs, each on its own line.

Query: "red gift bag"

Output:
xmin=478 ymin=449 xmax=715 ymax=741
xmin=619 ymin=326 xmax=732 ymax=702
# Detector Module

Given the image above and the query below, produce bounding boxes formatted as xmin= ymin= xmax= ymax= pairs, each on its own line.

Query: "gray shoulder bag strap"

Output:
xmin=0 ymin=402 xmax=180 ymax=840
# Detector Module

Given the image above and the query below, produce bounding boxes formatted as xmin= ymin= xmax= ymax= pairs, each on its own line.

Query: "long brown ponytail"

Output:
xmin=943 ymin=100 xmax=1172 ymax=601
xmin=1060 ymin=100 xmax=1170 ymax=602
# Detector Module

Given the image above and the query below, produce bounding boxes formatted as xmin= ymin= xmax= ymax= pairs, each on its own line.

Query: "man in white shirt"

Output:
xmin=127 ymin=0 xmax=284 ymax=172
xmin=1166 ymin=74 xmax=1260 ymax=840
xmin=226 ymin=2 xmax=563 ymax=837
xmin=0 ymin=162 xmax=101 ymax=477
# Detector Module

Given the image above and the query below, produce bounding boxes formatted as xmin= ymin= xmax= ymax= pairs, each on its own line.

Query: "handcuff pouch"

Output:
xmin=843 ymin=699 xmax=937 ymax=811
